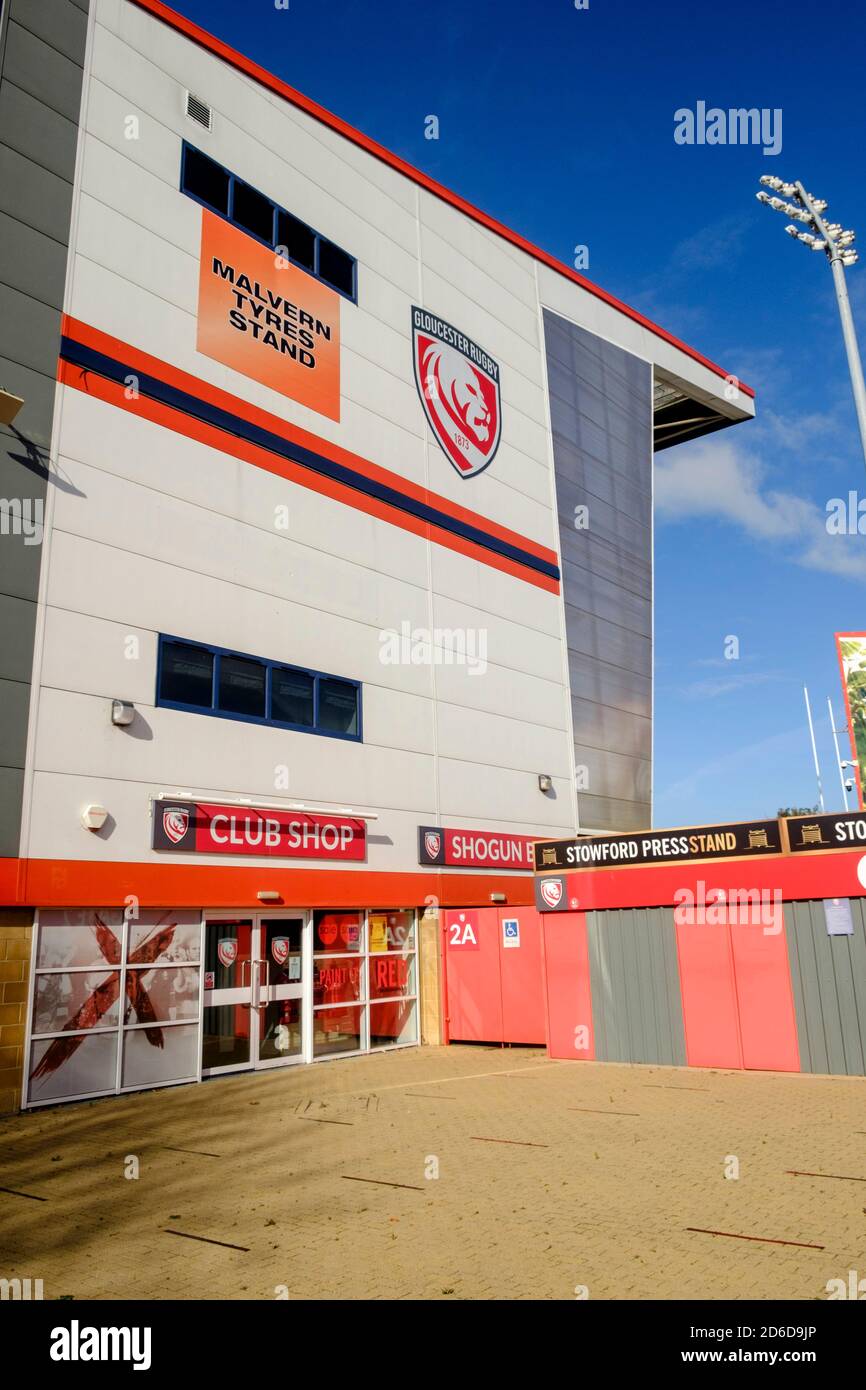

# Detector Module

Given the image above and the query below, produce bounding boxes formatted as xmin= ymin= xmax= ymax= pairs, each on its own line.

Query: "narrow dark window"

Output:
xmin=318 ymin=677 xmax=359 ymax=736
xmin=218 ymin=654 xmax=266 ymax=718
xmin=182 ymin=146 xmax=229 ymax=215
xmin=271 ymin=667 xmax=315 ymax=727
xmin=160 ymin=642 xmax=214 ymax=708
xmin=231 ymin=180 xmax=275 ymax=244
xmin=317 ymin=238 xmax=355 ymax=297
xmin=276 ymin=209 xmax=316 ymax=272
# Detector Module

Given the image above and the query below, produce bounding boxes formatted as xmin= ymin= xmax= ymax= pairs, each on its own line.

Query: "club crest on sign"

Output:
xmin=411 ymin=306 xmax=501 ymax=478
xmin=424 ymin=831 xmax=441 ymax=860
xmin=218 ymin=938 xmax=238 ymax=968
xmin=163 ymin=806 xmax=189 ymax=844
xmin=540 ymin=878 xmax=563 ymax=908
xmin=272 ymin=937 xmax=289 ymax=966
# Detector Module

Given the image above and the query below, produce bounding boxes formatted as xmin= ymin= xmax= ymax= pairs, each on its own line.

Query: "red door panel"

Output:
xmin=730 ymin=914 xmax=800 ymax=1072
xmin=541 ymin=911 xmax=595 ymax=1060
xmin=675 ymin=918 xmax=743 ymax=1068
xmin=443 ymin=908 xmax=502 ymax=1042
xmin=498 ymin=908 xmax=546 ymax=1044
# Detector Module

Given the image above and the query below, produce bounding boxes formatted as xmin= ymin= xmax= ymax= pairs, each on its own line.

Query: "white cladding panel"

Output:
xmin=21 ymin=0 xmax=737 ymax=872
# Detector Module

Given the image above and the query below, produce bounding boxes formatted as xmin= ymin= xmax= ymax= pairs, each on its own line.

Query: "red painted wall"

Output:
xmin=540 ymin=911 xmax=594 ymax=1061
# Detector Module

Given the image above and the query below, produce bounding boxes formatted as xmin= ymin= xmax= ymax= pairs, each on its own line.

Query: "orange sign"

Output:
xmin=196 ymin=210 xmax=340 ymax=420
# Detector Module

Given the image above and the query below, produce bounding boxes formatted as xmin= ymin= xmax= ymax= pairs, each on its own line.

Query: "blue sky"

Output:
xmin=166 ymin=0 xmax=866 ymax=825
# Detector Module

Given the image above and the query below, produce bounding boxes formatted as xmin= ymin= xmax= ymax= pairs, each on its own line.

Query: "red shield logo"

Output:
xmin=412 ymin=307 xmax=501 ymax=478
xmin=424 ymin=831 xmax=441 ymax=860
xmin=540 ymin=879 xmax=563 ymax=909
xmin=163 ymin=806 xmax=189 ymax=844
xmin=272 ymin=937 xmax=289 ymax=966
xmin=217 ymin=938 xmax=238 ymax=968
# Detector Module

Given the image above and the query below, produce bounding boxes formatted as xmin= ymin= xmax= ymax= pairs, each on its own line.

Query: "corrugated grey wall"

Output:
xmin=586 ymin=906 xmax=686 ymax=1065
xmin=0 ymin=0 xmax=89 ymax=854
xmin=543 ymin=310 xmax=653 ymax=833
xmin=785 ymin=898 xmax=866 ymax=1076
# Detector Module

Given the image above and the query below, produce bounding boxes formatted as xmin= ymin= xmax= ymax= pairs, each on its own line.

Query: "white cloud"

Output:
xmin=654 ymin=434 xmax=866 ymax=580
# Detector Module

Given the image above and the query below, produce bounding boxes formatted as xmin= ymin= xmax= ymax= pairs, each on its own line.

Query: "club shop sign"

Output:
xmin=153 ymin=800 xmax=366 ymax=861
xmin=534 ymin=818 xmax=782 ymax=872
xmin=418 ymin=825 xmax=536 ymax=870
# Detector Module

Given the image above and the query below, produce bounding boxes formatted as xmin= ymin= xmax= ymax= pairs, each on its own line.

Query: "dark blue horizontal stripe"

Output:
xmin=60 ymin=337 xmax=560 ymax=583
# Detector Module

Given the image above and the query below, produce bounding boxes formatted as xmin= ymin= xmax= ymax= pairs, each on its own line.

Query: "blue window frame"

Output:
xmin=156 ymin=635 xmax=362 ymax=742
xmin=180 ymin=142 xmax=357 ymax=303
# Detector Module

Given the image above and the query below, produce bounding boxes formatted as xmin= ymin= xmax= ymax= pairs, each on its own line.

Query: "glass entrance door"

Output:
xmin=256 ymin=918 xmax=304 ymax=1066
xmin=202 ymin=914 xmax=309 ymax=1075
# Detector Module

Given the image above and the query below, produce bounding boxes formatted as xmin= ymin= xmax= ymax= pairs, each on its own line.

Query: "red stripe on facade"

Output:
xmin=61 ymin=317 xmax=559 ymax=571
xmin=57 ymin=357 xmax=560 ymax=594
xmin=127 ymin=0 xmax=754 ymax=401
xmin=0 ymin=858 xmax=536 ymax=911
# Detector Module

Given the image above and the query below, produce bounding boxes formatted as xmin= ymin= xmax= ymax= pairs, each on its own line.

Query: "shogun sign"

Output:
xmin=418 ymin=825 xmax=535 ymax=870
xmin=153 ymin=799 xmax=366 ymax=861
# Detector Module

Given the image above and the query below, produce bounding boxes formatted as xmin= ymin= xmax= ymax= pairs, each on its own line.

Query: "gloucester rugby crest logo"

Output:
xmin=217 ymin=938 xmax=238 ymax=968
xmin=411 ymin=307 xmax=501 ymax=478
xmin=162 ymin=806 xmax=189 ymax=844
xmin=540 ymin=878 xmax=563 ymax=908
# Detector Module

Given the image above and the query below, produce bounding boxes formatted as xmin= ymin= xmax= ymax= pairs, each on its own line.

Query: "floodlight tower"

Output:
xmin=756 ymin=176 xmax=866 ymax=471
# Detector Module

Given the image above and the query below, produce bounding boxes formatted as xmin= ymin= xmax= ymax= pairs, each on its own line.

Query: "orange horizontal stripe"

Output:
xmin=61 ymin=315 xmax=559 ymax=571
xmin=58 ymin=360 xmax=559 ymax=593
xmin=0 ymin=858 xmax=535 ymax=911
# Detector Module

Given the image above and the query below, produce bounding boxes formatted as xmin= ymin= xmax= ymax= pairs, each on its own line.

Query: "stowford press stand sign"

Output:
xmin=533 ymin=818 xmax=782 ymax=873
xmin=153 ymin=799 xmax=366 ymax=860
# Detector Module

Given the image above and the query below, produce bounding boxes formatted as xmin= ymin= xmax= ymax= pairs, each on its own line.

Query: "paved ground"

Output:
xmin=1 ymin=1046 xmax=865 ymax=1300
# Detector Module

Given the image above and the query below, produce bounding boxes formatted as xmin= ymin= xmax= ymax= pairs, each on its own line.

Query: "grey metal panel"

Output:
xmin=0 ymin=0 xmax=89 ymax=861
xmin=0 ymin=766 xmax=25 ymax=855
xmin=785 ymin=899 xmax=866 ymax=1076
xmin=573 ymin=745 xmax=651 ymax=805
xmin=0 ymin=593 xmax=37 ymax=681
xmin=0 ymin=80 xmax=80 ymax=182
xmin=0 ymin=210 xmax=69 ymax=309
xmin=587 ymin=906 xmax=686 ymax=1065
xmin=578 ymin=794 xmax=651 ymax=832
xmin=9 ymin=0 xmax=89 ymax=55
xmin=0 ymin=144 xmax=74 ymax=243
xmin=0 ymin=360 xmax=59 ymax=446
xmin=0 ymin=676 xmax=29 ymax=766
xmin=544 ymin=308 xmax=653 ymax=835
xmin=3 ymin=19 xmax=85 ymax=122
xmin=0 ymin=282 xmax=64 ymax=377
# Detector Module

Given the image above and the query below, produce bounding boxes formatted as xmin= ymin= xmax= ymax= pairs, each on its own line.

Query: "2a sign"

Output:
xmin=445 ymin=912 xmax=480 ymax=950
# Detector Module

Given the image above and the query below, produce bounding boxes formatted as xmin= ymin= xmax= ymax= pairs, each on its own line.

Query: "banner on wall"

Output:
xmin=418 ymin=825 xmax=536 ymax=870
xmin=835 ymin=632 xmax=866 ymax=809
xmin=197 ymin=209 xmax=341 ymax=420
xmin=152 ymin=799 xmax=366 ymax=861
xmin=534 ymin=819 xmax=783 ymax=872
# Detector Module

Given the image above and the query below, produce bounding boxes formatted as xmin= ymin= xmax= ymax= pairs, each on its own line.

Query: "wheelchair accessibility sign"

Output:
xmin=502 ymin=917 xmax=520 ymax=949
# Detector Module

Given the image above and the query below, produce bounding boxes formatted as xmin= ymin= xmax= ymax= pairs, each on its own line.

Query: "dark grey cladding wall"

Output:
xmin=586 ymin=907 xmax=686 ymax=1066
xmin=543 ymin=309 xmax=652 ymax=832
xmin=785 ymin=898 xmax=866 ymax=1075
xmin=0 ymin=0 xmax=89 ymax=855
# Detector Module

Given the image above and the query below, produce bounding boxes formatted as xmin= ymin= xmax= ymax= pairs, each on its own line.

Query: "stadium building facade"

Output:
xmin=0 ymin=0 xmax=754 ymax=1109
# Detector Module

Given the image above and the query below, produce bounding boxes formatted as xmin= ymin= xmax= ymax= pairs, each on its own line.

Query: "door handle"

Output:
xmin=240 ymin=955 xmax=252 ymax=1008
xmin=256 ymin=958 xmax=270 ymax=1008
